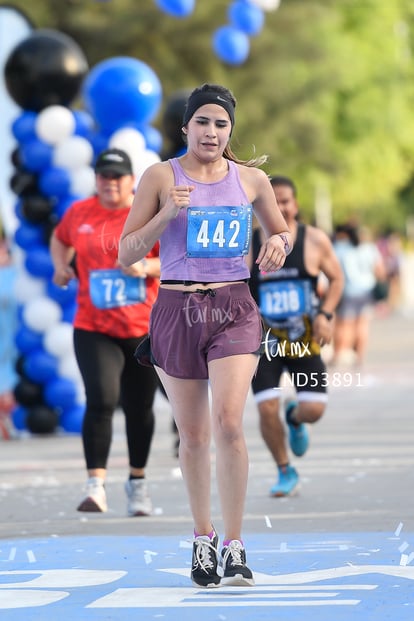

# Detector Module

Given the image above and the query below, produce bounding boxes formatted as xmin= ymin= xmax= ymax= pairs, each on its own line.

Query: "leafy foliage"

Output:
xmin=5 ymin=0 xmax=414 ymax=231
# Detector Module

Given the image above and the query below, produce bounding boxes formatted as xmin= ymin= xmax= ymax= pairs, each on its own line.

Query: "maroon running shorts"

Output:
xmin=149 ymin=282 xmax=262 ymax=379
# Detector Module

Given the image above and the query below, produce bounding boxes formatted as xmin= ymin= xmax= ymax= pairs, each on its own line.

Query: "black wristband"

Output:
xmin=317 ymin=309 xmax=333 ymax=321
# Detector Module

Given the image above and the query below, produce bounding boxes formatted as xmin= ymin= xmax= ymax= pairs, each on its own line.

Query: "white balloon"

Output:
xmin=35 ymin=105 xmax=76 ymax=145
xmin=14 ymin=270 xmax=45 ymax=304
xmin=133 ymin=149 xmax=161 ymax=184
xmin=76 ymin=382 xmax=86 ymax=404
xmin=69 ymin=165 xmax=96 ymax=197
xmin=250 ymin=0 xmax=281 ymax=10
xmin=11 ymin=244 xmax=26 ymax=268
xmin=53 ymin=136 xmax=94 ymax=170
xmin=43 ymin=322 xmax=74 ymax=357
xmin=59 ymin=355 xmax=82 ymax=382
xmin=23 ymin=296 xmax=62 ymax=333
xmin=109 ymin=128 xmax=146 ymax=160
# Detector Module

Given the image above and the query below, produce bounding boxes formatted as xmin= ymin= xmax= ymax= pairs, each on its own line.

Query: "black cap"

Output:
xmin=94 ymin=148 xmax=133 ymax=176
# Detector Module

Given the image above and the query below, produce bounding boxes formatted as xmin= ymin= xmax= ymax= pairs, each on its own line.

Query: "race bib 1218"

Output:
xmin=258 ymin=279 xmax=313 ymax=320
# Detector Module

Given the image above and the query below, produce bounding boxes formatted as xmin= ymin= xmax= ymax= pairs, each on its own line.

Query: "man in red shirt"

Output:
xmin=50 ymin=148 xmax=160 ymax=516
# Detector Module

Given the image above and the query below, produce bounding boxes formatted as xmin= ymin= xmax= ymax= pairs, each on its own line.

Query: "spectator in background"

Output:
xmin=50 ymin=148 xmax=160 ymax=517
xmin=376 ymin=229 xmax=403 ymax=311
xmin=333 ymin=222 xmax=386 ymax=367
xmin=0 ymin=229 xmax=17 ymax=440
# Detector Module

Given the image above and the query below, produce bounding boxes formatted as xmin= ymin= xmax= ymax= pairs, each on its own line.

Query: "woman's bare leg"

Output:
xmin=155 ymin=368 xmax=213 ymax=535
xmin=208 ymin=354 xmax=259 ymax=542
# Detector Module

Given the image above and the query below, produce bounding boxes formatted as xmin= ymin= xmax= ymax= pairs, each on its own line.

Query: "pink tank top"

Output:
xmin=160 ymin=158 xmax=251 ymax=282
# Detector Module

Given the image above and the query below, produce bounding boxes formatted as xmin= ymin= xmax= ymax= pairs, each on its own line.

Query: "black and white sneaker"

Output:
xmin=191 ymin=531 xmax=220 ymax=588
xmin=221 ymin=540 xmax=255 ymax=586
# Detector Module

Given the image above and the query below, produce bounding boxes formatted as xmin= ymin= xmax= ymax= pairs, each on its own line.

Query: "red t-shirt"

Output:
xmin=54 ymin=195 xmax=159 ymax=338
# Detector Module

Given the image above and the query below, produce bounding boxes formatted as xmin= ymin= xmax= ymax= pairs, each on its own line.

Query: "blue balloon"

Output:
xmin=212 ymin=26 xmax=250 ymax=65
xmin=82 ymin=57 xmax=163 ymax=133
xmin=54 ymin=195 xmax=79 ymax=219
xmin=44 ymin=377 xmax=77 ymax=410
xmin=73 ymin=109 xmax=95 ymax=137
xmin=14 ymin=221 xmax=45 ymax=250
xmin=11 ymin=111 xmax=37 ymax=143
xmin=20 ymin=139 xmax=53 ymax=172
xmin=155 ymin=0 xmax=195 ymax=18
xmin=25 ymin=245 xmax=54 ymax=279
xmin=11 ymin=405 xmax=28 ymax=431
xmin=88 ymin=130 xmax=110 ymax=158
xmin=61 ymin=301 xmax=78 ymax=323
xmin=24 ymin=350 xmax=58 ymax=383
xmin=14 ymin=199 xmax=23 ymax=221
xmin=228 ymin=1 xmax=265 ymax=36
xmin=15 ymin=324 xmax=44 ymax=354
xmin=16 ymin=304 xmax=25 ymax=324
xmin=175 ymin=146 xmax=187 ymax=157
xmin=47 ymin=279 xmax=78 ymax=306
xmin=137 ymin=124 xmax=163 ymax=153
xmin=60 ymin=403 xmax=85 ymax=434
xmin=39 ymin=166 xmax=71 ymax=198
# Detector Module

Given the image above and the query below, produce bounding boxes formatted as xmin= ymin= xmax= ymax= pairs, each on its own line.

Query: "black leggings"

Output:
xmin=74 ymin=328 xmax=158 ymax=471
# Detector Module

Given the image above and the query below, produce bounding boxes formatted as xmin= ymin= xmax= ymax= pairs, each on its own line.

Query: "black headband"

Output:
xmin=182 ymin=91 xmax=235 ymax=127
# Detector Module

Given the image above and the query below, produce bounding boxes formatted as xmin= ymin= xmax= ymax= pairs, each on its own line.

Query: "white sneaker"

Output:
xmin=125 ymin=479 xmax=152 ymax=516
xmin=77 ymin=477 xmax=107 ymax=512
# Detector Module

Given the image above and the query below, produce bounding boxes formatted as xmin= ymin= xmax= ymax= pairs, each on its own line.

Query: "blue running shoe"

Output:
xmin=285 ymin=400 xmax=309 ymax=457
xmin=270 ymin=465 xmax=299 ymax=497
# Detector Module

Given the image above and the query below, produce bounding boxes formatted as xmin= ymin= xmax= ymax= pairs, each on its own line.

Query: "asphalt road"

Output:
xmin=1 ymin=309 xmax=413 ymax=540
xmin=1 ymin=309 xmax=414 ymax=620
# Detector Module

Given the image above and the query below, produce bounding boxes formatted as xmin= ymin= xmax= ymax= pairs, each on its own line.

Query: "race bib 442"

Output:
xmin=186 ymin=205 xmax=252 ymax=258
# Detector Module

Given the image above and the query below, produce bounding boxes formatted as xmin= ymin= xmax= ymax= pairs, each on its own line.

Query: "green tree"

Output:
xmin=4 ymin=0 xmax=414 ymax=231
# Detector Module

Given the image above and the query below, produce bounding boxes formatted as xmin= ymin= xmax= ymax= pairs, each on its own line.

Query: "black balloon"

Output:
xmin=10 ymin=169 xmax=38 ymax=196
xmin=10 ymin=146 xmax=22 ymax=168
xmin=26 ymin=405 xmax=59 ymax=434
xmin=21 ymin=194 xmax=55 ymax=224
xmin=43 ymin=213 xmax=60 ymax=245
xmin=15 ymin=355 xmax=27 ymax=377
xmin=4 ymin=29 xmax=89 ymax=111
xmin=14 ymin=379 xmax=44 ymax=407
xmin=161 ymin=89 xmax=192 ymax=159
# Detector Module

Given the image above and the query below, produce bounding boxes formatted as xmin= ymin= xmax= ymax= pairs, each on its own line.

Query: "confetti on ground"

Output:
xmin=395 ymin=522 xmax=404 ymax=537
xmin=144 ymin=550 xmax=157 ymax=565
xmin=402 ymin=552 xmax=414 ymax=566
xmin=399 ymin=542 xmax=410 ymax=554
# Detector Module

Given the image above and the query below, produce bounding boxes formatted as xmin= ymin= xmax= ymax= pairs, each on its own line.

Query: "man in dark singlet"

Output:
xmin=249 ymin=176 xmax=343 ymax=497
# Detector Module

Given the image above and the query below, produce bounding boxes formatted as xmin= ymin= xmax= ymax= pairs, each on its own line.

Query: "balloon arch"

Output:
xmin=6 ymin=30 xmax=163 ymax=435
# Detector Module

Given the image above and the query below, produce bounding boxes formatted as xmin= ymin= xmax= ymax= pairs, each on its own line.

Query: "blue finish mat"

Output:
xmin=1 ymin=532 xmax=413 ymax=619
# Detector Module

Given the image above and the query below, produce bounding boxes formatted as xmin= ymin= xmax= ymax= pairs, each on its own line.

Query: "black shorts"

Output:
xmin=252 ymin=350 xmax=328 ymax=403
